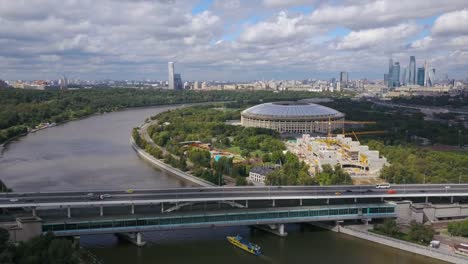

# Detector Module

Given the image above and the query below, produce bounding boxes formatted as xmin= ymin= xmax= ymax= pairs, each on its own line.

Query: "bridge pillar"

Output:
xmin=67 ymin=207 xmax=71 ymax=218
xmin=278 ymin=224 xmax=285 ymax=236
xmin=326 ymin=198 xmax=329 ymax=205
xmin=131 ymin=204 xmax=135 ymax=215
xmin=116 ymin=233 xmax=146 ymax=247
xmin=451 ymin=196 xmax=454 ymax=204
xmin=100 ymin=206 xmax=103 ymax=217
xmin=245 ymin=200 xmax=248 ymax=208
xmin=354 ymin=198 xmax=357 ymax=203
xmin=272 ymin=199 xmax=276 ymax=207
xmin=425 ymin=197 xmax=429 ymax=203
xmin=32 ymin=208 xmax=36 ymax=217
xmin=136 ymin=232 xmax=145 ymax=246
xmin=299 ymin=199 xmax=302 ymax=206
xmin=381 ymin=197 xmax=384 ymax=202
xmin=252 ymin=224 xmax=287 ymax=237
xmin=161 ymin=203 xmax=164 ymax=213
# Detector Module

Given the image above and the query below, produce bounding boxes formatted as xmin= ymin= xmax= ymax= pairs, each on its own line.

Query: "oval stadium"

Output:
xmin=241 ymin=101 xmax=345 ymax=134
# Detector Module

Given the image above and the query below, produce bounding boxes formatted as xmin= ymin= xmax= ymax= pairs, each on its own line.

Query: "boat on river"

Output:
xmin=227 ymin=235 xmax=261 ymax=255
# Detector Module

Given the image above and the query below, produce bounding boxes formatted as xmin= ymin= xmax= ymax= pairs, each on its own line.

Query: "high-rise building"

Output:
xmin=423 ymin=61 xmax=436 ymax=87
xmin=385 ymin=58 xmax=394 ymax=88
xmin=168 ymin=62 xmax=175 ymax=89
xmin=339 ymin=72 xmax=348 ymax=87
xmin=408 ymin=56 xmax=416 ymax=85
xmin=392 ymin=62 xmax=400 ymax=87
xmin=384 ymin=74 xmax=389 ymax=86
xmin=174 ymin=74 xmax=183 ymax=90
xmin=201 ymin=82 xmax=207 ymax=89
xmin=401 ymin=67 xmax=407 ymax=86
xmin=193 ymin=81 xmax=199 ymax=90
xmin=417 ymin=67 xmax=425 ymax=86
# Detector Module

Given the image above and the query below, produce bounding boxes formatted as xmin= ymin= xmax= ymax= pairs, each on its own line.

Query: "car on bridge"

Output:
xmin=376 ymin=184 xmax=390 ymax=189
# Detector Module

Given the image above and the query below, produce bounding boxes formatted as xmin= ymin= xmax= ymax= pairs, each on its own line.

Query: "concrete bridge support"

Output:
xmin=131 ymin=204 xmax=135 ymax=215
xmin=67 ymin=207 xmax=71 ymax=218
xmin=253 ymin=224 xmax=287 ymax=237
xmin=100 ymin=206 xmax=103 ymax=217
xmin=116 ymin=232 xmax=146 ymax=247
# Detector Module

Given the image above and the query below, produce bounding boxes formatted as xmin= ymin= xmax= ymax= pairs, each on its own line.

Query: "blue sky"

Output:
xmin=0 ymin=0 xmax=467 ymax=81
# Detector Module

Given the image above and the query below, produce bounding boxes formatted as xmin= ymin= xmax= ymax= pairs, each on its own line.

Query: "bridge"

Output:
xmin=0 ymin=184 xmax=467 ymax=244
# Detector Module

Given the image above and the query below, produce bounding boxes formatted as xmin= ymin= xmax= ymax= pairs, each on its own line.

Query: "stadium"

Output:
xmin=241 ymin=101 xmax=345 ymax=134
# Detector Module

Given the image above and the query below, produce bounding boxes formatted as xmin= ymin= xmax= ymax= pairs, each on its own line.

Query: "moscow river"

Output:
xmin=0 ymin=105 xmax=446 ymax=264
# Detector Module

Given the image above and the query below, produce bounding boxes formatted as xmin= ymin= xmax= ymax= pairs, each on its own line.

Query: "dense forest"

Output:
xmin=0 ymin=88 xmax=335 ymax=145
xmin=322 ymin=99 xmax=468 ymax=146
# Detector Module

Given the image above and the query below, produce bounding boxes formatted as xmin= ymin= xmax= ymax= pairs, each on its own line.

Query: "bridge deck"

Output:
xmin=42 ymin=204 xmax=395 ymax=236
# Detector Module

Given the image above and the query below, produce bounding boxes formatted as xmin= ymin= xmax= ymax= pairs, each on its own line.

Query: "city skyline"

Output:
xmin=0 ymin=1 xmax=467 ymax=81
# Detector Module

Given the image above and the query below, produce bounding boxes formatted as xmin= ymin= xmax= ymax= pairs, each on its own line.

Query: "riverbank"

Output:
xmin=130 ymin=134 xmax=215 ymax=187
xmin=311 ymin=222 xmax=468 ymax=264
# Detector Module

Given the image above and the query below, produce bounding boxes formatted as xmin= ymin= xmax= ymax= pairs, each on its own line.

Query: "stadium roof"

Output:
xmin=241 ymin=101 xmax=344 ymax=121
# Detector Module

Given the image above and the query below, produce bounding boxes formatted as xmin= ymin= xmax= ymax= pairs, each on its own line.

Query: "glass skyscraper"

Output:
xmin=417 ymin=67 xmax=425 ymax=86
xmin=408 ymin=56 xmax=416 ymax=85
xmin=392 ymin=62 xmax=400 ymax=87
xmin=168 ymin=62 xmax=175 ymax=89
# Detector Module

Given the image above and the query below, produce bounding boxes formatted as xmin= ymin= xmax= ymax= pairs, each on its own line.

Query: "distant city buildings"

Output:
xmin=383 ymin=56 xmax=444 ymax=89
xmin=0 ymin=80 xmax=9 ymax=89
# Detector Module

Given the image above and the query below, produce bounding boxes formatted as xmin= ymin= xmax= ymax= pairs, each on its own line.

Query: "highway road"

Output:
xmin=0 ymin=184 xmax=467 ymax=208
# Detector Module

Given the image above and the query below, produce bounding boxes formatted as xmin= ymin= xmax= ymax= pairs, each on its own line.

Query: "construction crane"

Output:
xmin=317 ymin=117 xmax=378 ymax=137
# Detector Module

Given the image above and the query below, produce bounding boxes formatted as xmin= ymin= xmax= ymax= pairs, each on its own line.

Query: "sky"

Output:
xmin=0 ymin=0 xmax=467 ymax=81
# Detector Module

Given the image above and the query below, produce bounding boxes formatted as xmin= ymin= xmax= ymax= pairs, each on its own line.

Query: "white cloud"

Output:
xmin=0 ymin=0 xmax=467 ymax=80
xmin=432 ymin=9 xmax=468 ymax=36
xmin=308 ymin=0 xmax=468 ymax=29
xmin=262 ymin=0 xmax=316 ymax=8
xmin=239 ymin=11 xmax=317 ymax=44
xmin=331 ymin=23 xmax=421 ymax=50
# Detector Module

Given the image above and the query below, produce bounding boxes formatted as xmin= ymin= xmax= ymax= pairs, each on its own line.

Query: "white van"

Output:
xmin=376 ymin=183 xmax=391 ymax=189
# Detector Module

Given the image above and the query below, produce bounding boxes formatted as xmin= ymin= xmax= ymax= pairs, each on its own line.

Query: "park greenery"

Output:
xmin=447 ymin=220 xmax=468 ymax=237
xmin=0 ymin=88 xmax=335 ymax=145
xmin=368 ymin=140 xmax=468 ymax=184
xmin=0 ymin=229 xmax=81 ymax=264
xmin=374 ymin=219 xmax=435 ymax=245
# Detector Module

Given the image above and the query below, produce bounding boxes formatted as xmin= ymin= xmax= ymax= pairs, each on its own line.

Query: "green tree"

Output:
xmin=408 ymin=221 xmax=435 ymax=244
xmin=235 ymin=176 xmax=248 ymax=186
xmin=375 ymin=219 xmax=399 ymax=237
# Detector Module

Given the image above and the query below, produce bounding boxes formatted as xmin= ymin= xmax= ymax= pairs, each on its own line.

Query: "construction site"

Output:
xmin=287 ymin=120 xmax=389 ymax=184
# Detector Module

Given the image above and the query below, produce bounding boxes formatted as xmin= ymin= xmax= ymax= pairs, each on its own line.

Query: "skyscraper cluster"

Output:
xmin=168 ymin=62 xmax=183 ymax=90
xmin=384 ymin=56 xmax=436 ymax=88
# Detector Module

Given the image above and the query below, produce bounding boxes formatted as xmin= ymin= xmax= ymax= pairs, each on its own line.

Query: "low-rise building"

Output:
xmin=248 ymin=166 xmax=278 ymax=185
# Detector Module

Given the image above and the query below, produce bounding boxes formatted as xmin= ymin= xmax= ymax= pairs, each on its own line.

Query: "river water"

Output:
xmin=0 ymin=106 xmax=446 ymax=264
